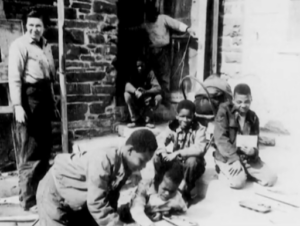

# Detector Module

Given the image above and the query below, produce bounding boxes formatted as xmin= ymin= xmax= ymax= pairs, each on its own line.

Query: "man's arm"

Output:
xmin=87 ymin=155 xmax=120 ymax=226
xmin=177 ymin=123 xmax=207 ymax=158
xmin=8 ymin=41 xmax=26 ymax=106
xmin=130 ymin=180 xmax=154 ymax=226
xmin=214 ymin=107 xmax=239 ymax=164
xmin=162 ymin=15 xmax=188 ymax=33
xmin=144 ymin=71 xmax=161 ymax=95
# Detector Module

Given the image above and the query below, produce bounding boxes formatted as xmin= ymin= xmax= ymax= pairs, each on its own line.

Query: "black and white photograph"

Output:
xmin=0 ymin=0 xmax=299 ymax=226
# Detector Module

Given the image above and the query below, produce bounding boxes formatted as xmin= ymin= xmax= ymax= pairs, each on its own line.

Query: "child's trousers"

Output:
xmin=153 ymin=154 xmax=206 ymax=192
xmin=215 ymin=157 xmax=277 ymax=189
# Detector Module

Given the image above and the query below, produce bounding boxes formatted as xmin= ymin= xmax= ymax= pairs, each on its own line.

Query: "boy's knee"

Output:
xmin=185 ymin=157 xmax=205 ymax=175
xmin=229 ymin=175 xmax=247 ymax=189
xmin=155 ymin=95 xmax=162 ymax=104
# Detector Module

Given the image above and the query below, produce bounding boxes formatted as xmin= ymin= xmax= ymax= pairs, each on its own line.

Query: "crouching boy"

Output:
xmin=124 ymin=60 xmax=162 ymax=128
xmin=213 ymin=83 xmax=277 ymax=189
xmin=154 ymin=100 xmax=207 ymax=204
xmin=119 ymin=161 xmax=187 ymax=226
xmin=37 ymin=129 xmax=158 ymax=226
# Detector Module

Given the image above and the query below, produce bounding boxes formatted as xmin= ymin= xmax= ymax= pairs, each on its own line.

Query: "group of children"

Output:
xmin=36 ymin=78 xmax=277 ymax=226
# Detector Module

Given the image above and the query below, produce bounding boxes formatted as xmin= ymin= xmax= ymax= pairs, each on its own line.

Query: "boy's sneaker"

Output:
xmin=127 ymin=122 xmax=137 ymax=128
xmin=145 ymin=123 xmax=155 ymax=128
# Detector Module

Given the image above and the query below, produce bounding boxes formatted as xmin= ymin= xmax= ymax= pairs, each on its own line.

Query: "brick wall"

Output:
xmin=218 ymin=0 xmax=244 ymax=79
xmin=3 ymin=0 xmax=119 ymax=152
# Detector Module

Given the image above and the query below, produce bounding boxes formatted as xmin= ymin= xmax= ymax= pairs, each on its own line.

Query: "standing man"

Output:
xmin=8 ymin=9 xmax=58 ymax=211
xmin=144 ymin=4 xmax=197 ymax=104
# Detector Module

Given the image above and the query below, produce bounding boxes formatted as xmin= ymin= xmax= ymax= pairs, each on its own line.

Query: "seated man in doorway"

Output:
xmin=124 ymin=60 xmax=162 ymax=128
xmin=213 ymin=83 xmax=278 ymax=189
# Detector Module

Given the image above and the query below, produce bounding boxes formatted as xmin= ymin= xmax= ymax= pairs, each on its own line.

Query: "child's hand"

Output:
xmin=228 ymin=161 xmax=243 ymax=176
xmin=240 ymin=146 xmax=256 ymax=156
xmin=163 ymin=152 xmax=178 ymax=162
xmin=151 ymin=212 xmax=162 ymax=222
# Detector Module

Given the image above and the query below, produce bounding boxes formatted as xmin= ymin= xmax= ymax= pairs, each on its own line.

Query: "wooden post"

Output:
xmin=196 ymin=0 xmax=209 ymax=82
xmin=212 ymin=0 xmax=220 ymax=74
xmin=57 ymin=0 xmax=69 ymax=153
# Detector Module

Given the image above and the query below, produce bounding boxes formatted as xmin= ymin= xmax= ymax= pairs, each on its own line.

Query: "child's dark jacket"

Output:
xmin=213 ymin=102 xmax=260 ymax=164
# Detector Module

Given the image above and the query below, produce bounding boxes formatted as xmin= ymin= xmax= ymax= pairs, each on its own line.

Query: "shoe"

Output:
xmin=127 ymin=122 xmax=137 ymax=128
xmin=145 ymin=123 xmax=155 ymax=128
xmin=24 ymin=205 xmax=38 ymax=214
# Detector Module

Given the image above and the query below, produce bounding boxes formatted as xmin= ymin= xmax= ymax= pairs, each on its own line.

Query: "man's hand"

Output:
xmin=240 ymin=146 xmax=256 ymax=156
xmin=14 ymin=105 xmax=26 ymax=123
xmin=187 ymin=27 xmax=197 ymax=38
xmin=54 ymin=106 xmax=61 ymax=120
xmin=163 ymin=152 xmax=178 ymax=162
xmin=228 ymin=161 xmax=243 ymax=176
xmin=135 ymin=88 xmax=144 ymax=99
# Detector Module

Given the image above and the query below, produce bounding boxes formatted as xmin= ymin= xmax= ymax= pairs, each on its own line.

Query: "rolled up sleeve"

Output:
xmin=87 ymin=156 xmax=119 ymax=226
xmin=8 ymin=41 xmax=26 ymax=106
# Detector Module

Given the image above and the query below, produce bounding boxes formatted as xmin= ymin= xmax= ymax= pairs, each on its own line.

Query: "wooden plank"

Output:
xmin=212 ymin=0 xmax=220 ymax=74
xmin=196 ymin=0 xmax=209 ymax=82
xmin=57 ymin=0 xmax=69 ymax=153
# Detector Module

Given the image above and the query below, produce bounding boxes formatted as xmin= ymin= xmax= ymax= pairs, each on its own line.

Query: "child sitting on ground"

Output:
xmin=37 ymin=129 xmax=158 ymax=226
xmin=213 ymin=83 xmax=277 ymax=189
xmin=119 ymin=161 xmax=186 ymax=226
xmin=153 ymin=100 xmax=207 ymax=204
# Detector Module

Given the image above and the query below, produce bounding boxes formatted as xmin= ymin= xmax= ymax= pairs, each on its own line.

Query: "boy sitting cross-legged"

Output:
xmin=119 ymin=161 xmax=187 ymax=226
xmin=213 ymin=83 xmax=277 ymax=189
xmin=153 ymin=100 xmax=207 ymax=204
xmin=37 ymin=129 xmax=158 ymax=226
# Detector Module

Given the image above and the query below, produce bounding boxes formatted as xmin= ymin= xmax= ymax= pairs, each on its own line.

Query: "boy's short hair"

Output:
xmin=126 ymin=129 xmax=157 ymax=153
xmin=164 ymin=160 xmax=184 ymax=186
xmin=234 ymin=83 xmax=252 ymax=96
xmin=177 ymin=100 xmax=196 ymax=114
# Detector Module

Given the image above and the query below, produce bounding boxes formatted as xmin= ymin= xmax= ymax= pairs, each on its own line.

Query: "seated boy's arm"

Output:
xmin=144 ymin=71 xmax=161 ymax=95
xmin=177 ymin=123 xmax=207 ymax=158
xmin=87 ymin=157 xmax=120 ymax=226
xmin=163 ymin=15 xmax=188 ymax=33
xmin=214 ymin=107 xmax=239 ymax=164
xmin=130 ymin=181 xmax=154 ymax=226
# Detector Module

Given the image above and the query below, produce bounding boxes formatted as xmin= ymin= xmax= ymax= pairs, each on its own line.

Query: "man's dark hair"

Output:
xmin=145 ymin=3 xmax=159 ymax=23
xmin=234 ymin=83 xmax=252 ymax=96
xmin=126 ymin=129 xmax=157 ymax=153
xmin=177 ymin=99 xmax=196 ymax=114
xmin=24 ymin=9 xmax=51 ymax=28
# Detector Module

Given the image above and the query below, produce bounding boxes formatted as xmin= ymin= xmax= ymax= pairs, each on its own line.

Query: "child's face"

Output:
xmin=126 ymin=149 xmax=153 ymax=172
xmin=176 ymin=108 xmax=194 ymax=130
xmin=158 ymin=176 xmax=178 ymax=201
xmin=233 ymin=93 xmax=252 ymax=115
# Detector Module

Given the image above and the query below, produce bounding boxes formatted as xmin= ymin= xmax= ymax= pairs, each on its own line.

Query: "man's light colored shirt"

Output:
xmin=8 ymin=33 xmax=55 ymax=106
xmin=145 ymin=14 xmax=188 ymax=48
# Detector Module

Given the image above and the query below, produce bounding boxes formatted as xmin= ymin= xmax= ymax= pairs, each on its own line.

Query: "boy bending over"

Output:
xmin=37 ymin=129 xmax=158 ymax=226
xmin=154 ymin=100 xmax=207 ymax=203
xmin=213 ymin=83 xmax=277 ymax=189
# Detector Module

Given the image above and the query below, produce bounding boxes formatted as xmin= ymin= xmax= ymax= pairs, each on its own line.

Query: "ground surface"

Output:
xmin=0 ymin=123 xmax=299 ymax=226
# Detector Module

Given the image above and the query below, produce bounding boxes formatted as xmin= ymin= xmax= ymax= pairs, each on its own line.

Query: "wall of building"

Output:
xmin=218 ymin=0 xmax=300 ymax=135
xmin=2 ymin=0 xmax=119 ymax=152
